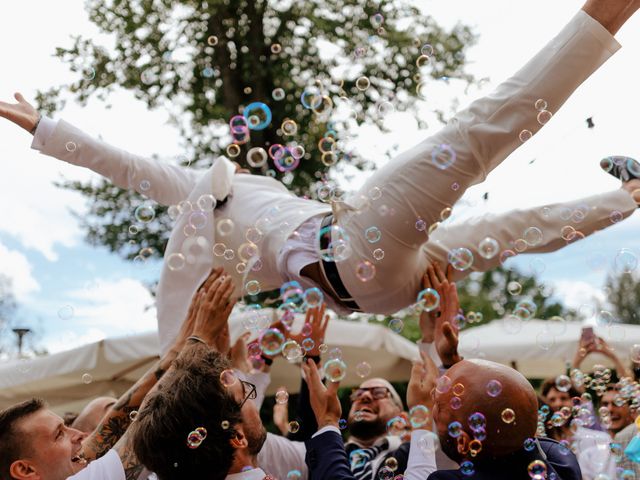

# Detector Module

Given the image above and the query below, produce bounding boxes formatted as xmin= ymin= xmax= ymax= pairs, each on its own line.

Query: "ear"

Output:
xmin=456 ymin=431 xmax=472 ymax=456
xmin=229 ymin=428 xmax=248 ymax=450
xmin=10 ymin=460 xmax=38 ymax=480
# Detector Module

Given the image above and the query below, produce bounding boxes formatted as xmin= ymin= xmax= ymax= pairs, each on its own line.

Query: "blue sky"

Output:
xmin=1 ymin=0 xmax=640 ymax=355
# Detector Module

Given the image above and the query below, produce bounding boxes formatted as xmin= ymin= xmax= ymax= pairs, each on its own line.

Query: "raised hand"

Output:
xmin=191 ymin=272 xmax=237 ymax=350
xmin=406 ymin=350 xmax=439 ymax=414
xmin=434 ymin=279 xmax=463 ymax=367
xmin=419 ymin=262 xmax=453 ymax=343
xmin=230 ymin=332 xmax=253 ymax=373
xmin=287 ymin=303 xmax=330 ymax=357
xmin=301 ymin=358 xmax=342 ymax=429
xmin=173 ymin=268 xmax=224 ymax=351
xmin=0 ymin=93 xmax=40 ymax=133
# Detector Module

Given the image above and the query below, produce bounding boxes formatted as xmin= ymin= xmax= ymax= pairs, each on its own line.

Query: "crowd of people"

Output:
xmin=3 ymin=264 xmax=640 ymax=480
xmin=2 ymin=0 xmax=640 ymax=478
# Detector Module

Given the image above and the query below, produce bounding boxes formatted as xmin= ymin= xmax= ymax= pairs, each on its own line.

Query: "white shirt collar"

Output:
xmin=226 ymin=467 xmax=267 ymax=480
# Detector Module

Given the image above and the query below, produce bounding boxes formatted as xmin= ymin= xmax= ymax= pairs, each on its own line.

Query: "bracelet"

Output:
xmin=30 ymin=114 xmax=42 ymax=135
xmin=187 ymin=335 xmax=209 ymax=346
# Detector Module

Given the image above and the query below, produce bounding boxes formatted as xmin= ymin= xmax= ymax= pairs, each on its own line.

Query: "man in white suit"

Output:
xmin=2 ymin=0 xmax=640 ymax=354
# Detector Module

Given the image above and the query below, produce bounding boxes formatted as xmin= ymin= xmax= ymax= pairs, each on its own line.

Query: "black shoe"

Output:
xmin=600 ymin=155 xmax=640 ymax=182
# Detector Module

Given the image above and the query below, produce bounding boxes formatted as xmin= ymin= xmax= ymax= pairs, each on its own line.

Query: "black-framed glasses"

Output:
xmin=350 ymin=386 xmax=391 ymax=402
xmin=239 ymin=380 xmax=257 ymax=408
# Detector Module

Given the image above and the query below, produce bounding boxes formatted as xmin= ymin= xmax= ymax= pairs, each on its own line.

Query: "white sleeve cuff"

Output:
xmin=417 ymin=341 xmax=443 ymax=368
xmin=312 ymin=425 xmax=341 ymax=438
xmin=30 ymin=116 xmax=57 ymax=151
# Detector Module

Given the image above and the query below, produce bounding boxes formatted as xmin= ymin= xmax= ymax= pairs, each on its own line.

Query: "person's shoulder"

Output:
xmin=66 ymin=450 xmax=126 ymax=480
xmin=614 ymin=422 xmax=638 ymax=443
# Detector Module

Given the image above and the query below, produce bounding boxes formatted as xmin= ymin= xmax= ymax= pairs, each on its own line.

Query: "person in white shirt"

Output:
xmin=2 ymin=0 xmax=640 ymax=360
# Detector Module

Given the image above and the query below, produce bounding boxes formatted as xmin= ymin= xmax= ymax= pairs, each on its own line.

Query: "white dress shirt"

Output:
xmin=68 ymin=450 xmax=125 ymax=480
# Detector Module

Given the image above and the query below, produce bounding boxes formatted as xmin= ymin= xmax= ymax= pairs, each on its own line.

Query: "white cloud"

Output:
xmin=66 ymin=277 xmax=157 ymax=332
xmin=551 ymin=279 xmax=606 ymax=311
xmin=0 ymin=241 xmax=40 ymax=299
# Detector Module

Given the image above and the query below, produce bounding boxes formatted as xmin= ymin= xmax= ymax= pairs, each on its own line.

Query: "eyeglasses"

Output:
xmin=239 ymin=380 xmax=257 ymax=408
xmin=350 ymin=386 xmax=391 ymax=402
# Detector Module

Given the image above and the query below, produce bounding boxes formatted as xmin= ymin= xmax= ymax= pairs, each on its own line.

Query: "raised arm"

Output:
xmin=79 ymin=268 xmax=234 ymax=478
xmin=0 ymin=92 xmax=201 ymax=206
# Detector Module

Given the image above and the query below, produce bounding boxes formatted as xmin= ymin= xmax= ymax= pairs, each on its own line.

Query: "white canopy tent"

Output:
xmin=457 ymin=319 xmax=640 ymax=378
xmin=2 ymin=313 xmax=639 ymax=415
xmin=0 ymin=310 xmax=418 ymax=414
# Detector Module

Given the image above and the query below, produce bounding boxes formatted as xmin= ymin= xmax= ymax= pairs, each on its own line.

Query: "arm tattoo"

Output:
xmin=85 ymin=389 xmax=138 ymax=459
xmin=116 ymin=438 xmax=145 ymax=480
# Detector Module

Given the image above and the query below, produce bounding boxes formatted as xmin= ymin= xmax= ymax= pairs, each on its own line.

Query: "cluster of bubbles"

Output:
xmin=519 ymin=98 xmax=553 ymax=142
xmin=186 ymin=427 xmax=208 ymax=449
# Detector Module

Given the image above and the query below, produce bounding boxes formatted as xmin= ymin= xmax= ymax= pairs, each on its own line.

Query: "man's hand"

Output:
xmin=435 ymin=279 xmax=463 ymax=367
xmin=0 ymin=93 xmax=40 ymax=133
xmin=406 ymin=351 xmax=439 ymax=413
xmin=419 ymin=263 xmax=453 ymax=343
xmin=273 ymin=393 xmax=290 ymax=436
xmin=286 ymin=303 xmax=330 ymax=357
xmin=230 ymin=332 xmax=253 ymax=373
xmin=301 ymin=358 xmax=342 ymax=429
xmin=191 ymin=273 xmax=237 ymax=350
xmin=173 ymin=268 xmax=224 ymax=352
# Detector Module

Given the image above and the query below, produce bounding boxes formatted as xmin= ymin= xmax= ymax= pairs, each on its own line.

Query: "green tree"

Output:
xmin=456 ymin=266 xmax=576 ymax=328
xmin=39 ymin=0 xmax=477 ymax=263
xmin=604 ymin=272 xmax=640 ymax=324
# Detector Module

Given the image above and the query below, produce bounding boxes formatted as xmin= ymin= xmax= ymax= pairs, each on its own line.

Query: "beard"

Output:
xmin=348 ymin=416 xmax=387 ymax=441
xmin=246 ymin=424 xmax=267 ymax=456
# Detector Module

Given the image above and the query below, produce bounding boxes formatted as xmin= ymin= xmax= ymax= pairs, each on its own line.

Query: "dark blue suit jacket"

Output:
xmin=306 ymin=433 xmax=581 ymax=480
xmin=305 ymin=429 xmax=356 ymax=480
xmin=428 ymin=438 xmax=581 ymax=480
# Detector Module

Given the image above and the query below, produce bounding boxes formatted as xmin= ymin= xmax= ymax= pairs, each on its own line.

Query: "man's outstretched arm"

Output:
xmin=0 ymin=92 xmax=202 ymax=206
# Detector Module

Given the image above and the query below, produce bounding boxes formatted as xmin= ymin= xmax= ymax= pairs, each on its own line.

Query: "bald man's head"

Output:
xmin=71 ymin=397 xmax=117 ymax=433
xmin=433 ymin=360 xmax=538 ymax=462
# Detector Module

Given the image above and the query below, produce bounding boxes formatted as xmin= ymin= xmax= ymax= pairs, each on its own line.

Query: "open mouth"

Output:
xmin=71 ymin=451 xmax=87 ymax=466
xmin=357 ymin=407 xmax=375 ymax=415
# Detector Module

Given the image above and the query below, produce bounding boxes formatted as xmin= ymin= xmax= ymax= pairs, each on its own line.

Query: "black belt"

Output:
xmin=318 ymin=214 xmax=361 ymax=312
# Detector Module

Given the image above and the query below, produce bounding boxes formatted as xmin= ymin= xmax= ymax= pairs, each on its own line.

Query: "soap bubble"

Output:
xmin=448 ymin=247 xmax=474 ymax=271
xmin=259 ymin=328 xmax=285 ymax=356
xmin=323 ymin=358 xmax=347 ymax=382
xmin=478 ymin=237 xmax=499 ymax=259
xmin=417 ymin=288 xmax=440 ymax=312
xmin=356 ymin=361 xmax=372 ymax=378
xmin=134 ymin=205 xmax=156 ymax=223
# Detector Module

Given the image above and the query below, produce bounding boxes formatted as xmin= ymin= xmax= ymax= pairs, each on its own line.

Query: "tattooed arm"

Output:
xmin=80 ymin=268 xmax=225 ymax=461
xmin=114 ymin=434 xmax=145 ymax=480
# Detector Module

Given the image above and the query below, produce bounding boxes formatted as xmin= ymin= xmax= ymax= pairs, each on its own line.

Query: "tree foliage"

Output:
xmin=40 ymin=0 xmax=477 ymax=261
xmin=604 ymin=272 xmax=640 ymax=324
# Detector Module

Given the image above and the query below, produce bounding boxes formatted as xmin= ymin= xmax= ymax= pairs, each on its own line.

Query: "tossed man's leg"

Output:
xmin=338 ymin=6 xmax=636 ymax=314
xmin=424 ymin=188 xmax=637 ymax=280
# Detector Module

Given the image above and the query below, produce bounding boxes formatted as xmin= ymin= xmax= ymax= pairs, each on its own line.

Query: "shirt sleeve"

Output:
xmin=257 ymin=432 xmax=308 ymax=480
xmin=417 ymin=341 xmax=443 ymax=368
xmin=403 ymin=430 xmax=438 ymax=480
xmin=30 ymin=116 xmax=57 ymax=151
xmin=312 ymin=425 xmax=341 ymax=438
xmin=67 ymin=450 xmax=126 ymax=480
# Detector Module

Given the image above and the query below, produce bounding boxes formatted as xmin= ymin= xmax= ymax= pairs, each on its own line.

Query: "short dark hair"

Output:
xmin=131 ymin=346 xmax=242 ymax=480
xmin=0 ymin=398 xmax=46 ymax=479
xmin=541 ymin=377 xmax=580 ymax=400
